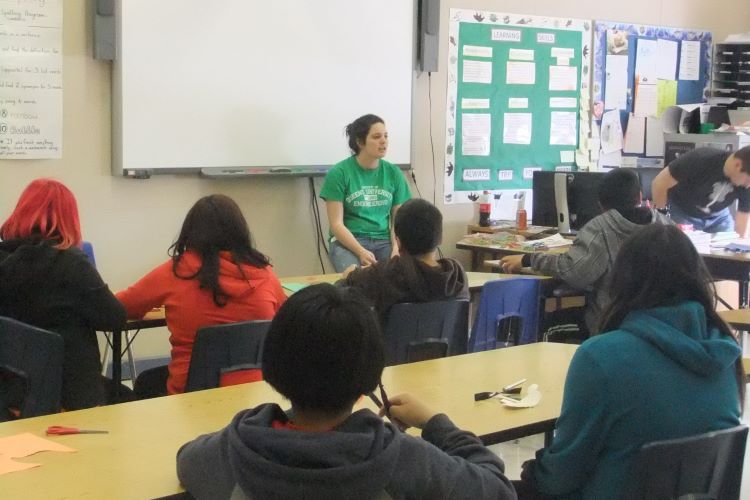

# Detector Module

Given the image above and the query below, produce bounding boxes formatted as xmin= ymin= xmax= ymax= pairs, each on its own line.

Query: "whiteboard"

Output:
xmin=113 ymin=0 xmax=415 ymax=175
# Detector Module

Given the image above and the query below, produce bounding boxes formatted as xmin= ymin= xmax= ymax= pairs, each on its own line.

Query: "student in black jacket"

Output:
xmin=0 ymin=179 xmax=126 ymax=411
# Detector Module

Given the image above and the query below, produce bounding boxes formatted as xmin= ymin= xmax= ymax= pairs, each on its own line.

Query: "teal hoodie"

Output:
xmin=533 ymin=301 xmax=742 ymax=499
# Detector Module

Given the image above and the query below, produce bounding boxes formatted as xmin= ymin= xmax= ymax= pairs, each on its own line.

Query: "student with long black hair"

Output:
xmin=519 ymin=224 xmax=744 ymax=499
xmin=117 ymin=195 xmax=285 ymax=397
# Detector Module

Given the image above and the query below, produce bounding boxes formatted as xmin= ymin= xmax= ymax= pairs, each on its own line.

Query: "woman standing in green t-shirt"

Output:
xmin=320 ymin=114 xmax=411 ymax=272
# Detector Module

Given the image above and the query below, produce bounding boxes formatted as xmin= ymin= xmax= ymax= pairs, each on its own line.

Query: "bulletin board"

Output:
xmin=592 ymin=21 xmax=712 ymax=167
xmin=444 ymin=9 xmax=591 ymax=215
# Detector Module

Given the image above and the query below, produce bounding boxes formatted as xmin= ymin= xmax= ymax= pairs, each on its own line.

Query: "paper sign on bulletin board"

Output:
xmin=592 ymin=21 xmax=711 ymax=168
xmin=444 ymin=9 xmax=591 ymax=218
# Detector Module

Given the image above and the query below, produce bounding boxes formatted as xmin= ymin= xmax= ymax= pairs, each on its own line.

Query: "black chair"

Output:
xmin=623 ymin=425 xmax=749 ymax=500
xmin=382 ymin=299 xmax=469 ymax=366
xmin=0 ymin=316 xmax=64 ymax=418
xmin=184 ymin=320 xmax=271 ymax=392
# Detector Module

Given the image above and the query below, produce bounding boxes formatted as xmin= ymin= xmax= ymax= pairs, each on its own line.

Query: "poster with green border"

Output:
xmin=444 ymin=10 xmax=591 ymax=219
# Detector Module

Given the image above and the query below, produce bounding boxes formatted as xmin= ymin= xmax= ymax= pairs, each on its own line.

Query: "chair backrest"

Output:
xmin=81 ymin=241 xmax=96 ymax=268
xmin=0 ymin=316 xmax=64 ymax=418
xmin=623 ymin=425 xmax=749 ymax=500
xmin=382 ymin=299 xmax=469 ymax=366
xmin=469 ymin=278 xmax=542 ymax=352
xmin=184 ymin=320 xmax=271 ymax=392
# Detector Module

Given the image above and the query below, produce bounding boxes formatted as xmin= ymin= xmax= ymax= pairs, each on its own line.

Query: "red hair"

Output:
xmin=1 ymin=179 xmax=82 ymax=249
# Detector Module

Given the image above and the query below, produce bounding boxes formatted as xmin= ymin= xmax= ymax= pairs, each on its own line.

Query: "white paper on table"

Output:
xmin=496 ymin=384 xmax=542 ymax=408
xmin=656 ymin=39 xmax=678 ymax=81
xmin=461 ymin=98 xmax=490 ymax=110
xmin=503 ymin=113 xmax=532 ymax=145
xmin=645 ymin=116 xmax=665 ymax=157
xmin=623 ymin=113 xmax=646 ymax=154
xmin=560 ymin=150 xmax=575 ymax=163
xmin=600 ymin=109 xmax=623 ymax=154
xmin=506 ymin=61 xmax=536 ymax=85
xmin=549 ymin=65 xmax=578 ymax=91
xmin=634 ymin=83 xmax=657 ymax=117
xmin=551 ymin=47 xmax=575 ymax=59
xmin=550 ymin=97 xmax=577 ymax=108
xmin=550 ymin=111 xmax=577 ymax=145
xmin=508 ymin=97 xmax=528 ymax=109
xmin=635 ymin=38 xmax=658 ymax=83
xmin=463 ymin=60 xmax=492 ymax=84
xmin=462 ymin=136 xmax=490 ymax=156
xmin=604 ymin=55 xmax=628 ymax=109
xmin=679 ymin=40 xmax=701 ymax=81
xmin=463 ymin=45 xmax=493 ymax=58
xmin=599 ymin=149 xmax=622 ymax=168
xmin=509 ymin=48 xmax=534 ymax=61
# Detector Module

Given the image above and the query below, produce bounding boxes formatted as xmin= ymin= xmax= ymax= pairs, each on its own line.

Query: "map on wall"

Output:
xmin=0 ymin=0 xmax=63 ymax=159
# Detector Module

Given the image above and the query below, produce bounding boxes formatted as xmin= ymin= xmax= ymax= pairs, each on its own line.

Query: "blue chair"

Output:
xmin=0 ymin=316 xmax=64 ymax=418
xmin=382 ymin=300 xmax=469 ymax=366
xmin=469 ymin=278 xmax=542 ymax=352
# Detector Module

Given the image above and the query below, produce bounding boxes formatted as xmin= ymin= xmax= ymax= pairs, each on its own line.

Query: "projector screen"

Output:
xmin=113 ymin=0 xmax=415 ymax=175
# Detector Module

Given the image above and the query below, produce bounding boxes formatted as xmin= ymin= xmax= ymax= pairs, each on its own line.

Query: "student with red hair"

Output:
xmin=0 ymin=179 xmax=126 ymax=412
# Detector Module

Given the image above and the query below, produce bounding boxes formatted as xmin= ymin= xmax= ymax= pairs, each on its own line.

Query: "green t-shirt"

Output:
xmin=320 ymin=156 xmax=411 ymax=240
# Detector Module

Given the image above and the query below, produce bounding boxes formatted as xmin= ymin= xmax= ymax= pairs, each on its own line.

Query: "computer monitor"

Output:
xmin=532 ymin=171 xmax=606 ymax=232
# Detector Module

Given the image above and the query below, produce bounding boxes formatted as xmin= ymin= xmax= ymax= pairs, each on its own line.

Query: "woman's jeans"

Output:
xmin=329 ymin=237 xmax=392 ymax=272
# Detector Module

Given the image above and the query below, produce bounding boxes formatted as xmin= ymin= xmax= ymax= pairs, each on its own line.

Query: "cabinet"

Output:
xmin=712 ymin=43 xmax=750 ymax=109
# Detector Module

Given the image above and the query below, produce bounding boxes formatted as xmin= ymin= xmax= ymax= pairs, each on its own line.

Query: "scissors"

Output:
xmin=46 ymin=426 xmax=108 ymax=435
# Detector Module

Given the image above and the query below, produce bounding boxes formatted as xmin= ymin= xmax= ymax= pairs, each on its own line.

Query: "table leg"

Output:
xmin=544 ymin=429 xmax=554 ymax=447
xmin=471 ymin=250 xmax=480 ymax=271
xmin=111 ymin=328 xmax=122 ymax=400
xmin=740 ymin=280 xmax=749 ymax=309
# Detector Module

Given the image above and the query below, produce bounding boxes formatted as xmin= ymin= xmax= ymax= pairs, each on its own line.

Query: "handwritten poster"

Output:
xmin=0 ymin=0 xmax=63 ymax=159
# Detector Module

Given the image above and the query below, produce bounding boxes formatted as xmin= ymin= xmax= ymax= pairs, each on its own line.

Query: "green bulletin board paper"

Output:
xmin=656 ymin=79 xmax=678 ymax=117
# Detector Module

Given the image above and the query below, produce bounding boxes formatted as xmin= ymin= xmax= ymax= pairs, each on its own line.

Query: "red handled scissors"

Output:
xmin=46 ymin=426 xmax=108 ymax=435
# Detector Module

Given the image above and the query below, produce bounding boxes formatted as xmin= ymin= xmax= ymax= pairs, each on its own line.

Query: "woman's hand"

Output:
xmin=499 ymin=254 xmax=524 ymax=273
xmin=358 ymin=249 xmax=377 ymax=267
xmin=379 ymin=393 xmax=438 ymax=430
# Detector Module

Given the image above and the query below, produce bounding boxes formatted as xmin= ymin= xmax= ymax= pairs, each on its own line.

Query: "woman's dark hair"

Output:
xmin=599 ymin=224 xmax=745 ymax=406
xmin=395 ymin=198 xmax=443 ymax=255
xmin=262 ymin=283 xmax=385 ymax=412
xmin=345 ymin=114 xmax=384 ymax=155
xmin=169 ymin=194 xmax=270 ymax=306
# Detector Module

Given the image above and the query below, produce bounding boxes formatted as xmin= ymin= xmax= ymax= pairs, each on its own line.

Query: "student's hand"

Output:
xmin=380 ymin=393 xmax=438 ymax=430
xmin=499 ymin=254 xmax=524 ymax=273
xmin=358 ymin=249 xmax=377 ymax=267
xmin=342 ymin=264 xmax=357 ymax=278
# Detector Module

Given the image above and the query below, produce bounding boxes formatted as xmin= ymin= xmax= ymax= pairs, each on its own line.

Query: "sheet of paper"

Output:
xmin=551 ymin=47 xmax=574 ymax=59
xmin=634 ymin=83 xmax=657 ymax=117
xmin=575 ymin=150 xmax=590 ymax=168
xmin=600 ymin=109 xmax=623 ymax=154
xmin=463 ymin=60 xmax=492 ymax=84
xmin=646 ymin=116 xmax=665 ymax=157
xmin=461 ymin=113 xmax=491 ymax=156
xmin=508 ymin=48 xmax=534 ymax=61
xmin=656 ymin=39 xmax=678 ymax=81
xmin=0 ymin=455 xmax=40 ymax=476
xmin=599 ymin=148 xmax=622 ymax=168
xmin=656 ymin=80 xmax=678 ymax=116
xmin=506 ymin=61 xmax=535 ymax=85
xmin=463 ymin=45 xmax=493 ymax=58
xmin=623 ymin=113 xmax=646 ymax=154
xmin=604 ymin=55 xmax=628 ymax=109
xmin=549 ymin=65 xmax=577 ymax=91
xmin=549 ymin=112 xmax=577 ymax=146
xmin=550 ymin=97 xmax=577 ymax=108
xmin=508 ymin=98 xmax=528 ymax=109
xmin=678 ymin=40 xmax=701 ymax=80
xmin=560 ymin=150 xmax=575 ymax=163
xmin=0 ymin=433 xmax=76 ymax=458
xmin=461 ymin=98 xmax=490 ymax=109
xmin=635 ymin=38 xmax=658 ymax=83
xmin=503 ymin=113 xmax=532 ymax=145
xmin=462 ymin=136 xmax=490 ymax=156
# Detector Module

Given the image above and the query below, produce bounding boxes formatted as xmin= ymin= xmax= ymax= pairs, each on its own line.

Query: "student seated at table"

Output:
xmin=116 ymin=194 xmax=286 ymax=397
xmin=517 ymin=224 xmax=744 ymax=499
xmin=176 ymin=283 xmax=515 ymax=500
xmin=0 ymin=179 xmax=126 ymax=413
xmin=339 ymin=198 xmax=469 ymax=321
xmin=499 ymin=168 xmax=669 ymax=336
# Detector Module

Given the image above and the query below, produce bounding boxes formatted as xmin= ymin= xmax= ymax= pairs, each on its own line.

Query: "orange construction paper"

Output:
xmin=0 ymin=454 xmax=40 ymax=475
xmin=0 ymin=433 xmax=76 ymax=458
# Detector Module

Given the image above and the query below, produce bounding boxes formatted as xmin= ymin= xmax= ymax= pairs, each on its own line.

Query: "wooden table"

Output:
xmin=456 ymin=237 xmax=569 ymax=271
xmin=0 ymin=343 xmax=576 ymax=499
xmin=699 ymin=248 xmax=750 ymax=308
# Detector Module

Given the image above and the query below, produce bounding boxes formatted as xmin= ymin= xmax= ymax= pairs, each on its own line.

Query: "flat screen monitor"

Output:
xmin=532 ymin=171 xmax=606 ymax=232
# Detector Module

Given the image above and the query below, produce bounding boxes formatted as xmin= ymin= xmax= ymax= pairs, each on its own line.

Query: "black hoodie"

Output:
xmin=177 ymin=403 xmax=516 ymax=500
xmin=0 ymin=238 xmax=126 ymax=409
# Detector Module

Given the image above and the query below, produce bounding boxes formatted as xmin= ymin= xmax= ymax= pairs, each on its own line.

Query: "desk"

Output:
xmin=699 ymin=248 xmax=750 ymax=308
xmin=0 ymin=343 xmax=575 ymax=499
xmin=456 ymin=237 xmax=568 ymax=271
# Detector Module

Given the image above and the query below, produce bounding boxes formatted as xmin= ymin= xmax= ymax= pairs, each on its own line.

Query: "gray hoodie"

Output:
xmin=176 ymin=404 xmax=516 ymax=500
xmin=530 ymin=207 xmax=670 ymax=333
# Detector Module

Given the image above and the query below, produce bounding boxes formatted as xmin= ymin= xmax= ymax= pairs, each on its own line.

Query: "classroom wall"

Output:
xmin=1 ymin=0 xmax=748 ymax=358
